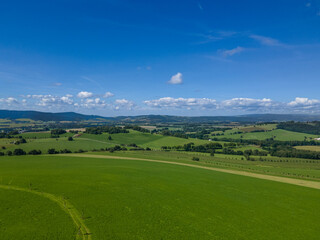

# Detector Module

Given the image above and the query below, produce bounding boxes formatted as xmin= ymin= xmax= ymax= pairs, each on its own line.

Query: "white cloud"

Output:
xmin=0 ymin=97 xmax=19 ymax=105
xmin=306 ymin=2 xmax=311 ymax=7
xmin=104 ymin=91 xmax=114 ymax=98
xmin=250 ymin=35 xmax=282 ymax=46
xmin=144 ymin=97 xmax=277 ymax=111
xmin=77 ymin=98 xmax=107 ymax=108
xmin=168 ymin=72 xmax=183 ymax=85
xmin=221 ymin=98 xmax=277 ymax=111
xmin=288 ymin=97 xmax=320 ymax=110
xmin=221 ymin=46 xmax=244 ymax=57
xmin=114 ymin=99 xmax=135 ymax=110
xmin=77 ymin=91 xmax=93 ymax=98
xmin=36 ymin=95 xmax=74 ymax=107
xmin=144 ymin=97 xmax=217 ymax=109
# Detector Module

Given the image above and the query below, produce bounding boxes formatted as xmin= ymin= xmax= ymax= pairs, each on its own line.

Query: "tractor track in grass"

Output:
xmin=0 ymin=184 xmax=92 ymax=240
xmin=64 ymin=154 xmax=320 ymax=190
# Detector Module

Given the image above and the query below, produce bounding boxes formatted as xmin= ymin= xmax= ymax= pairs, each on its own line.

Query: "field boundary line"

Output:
xmin=64 ymin=154 xmax=320 ymax=190
xmin=78 ymin=137 xmax=113 ymax=145
xmin=0 ymin=184 xmax=92 ymax=240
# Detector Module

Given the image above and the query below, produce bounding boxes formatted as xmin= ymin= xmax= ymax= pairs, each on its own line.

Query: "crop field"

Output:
xmin=78 ymin=130 xmax=209 ymax=147
xmin=0 ymin=137 xmax=114 ymax=153
xmin=88 ymin=151 xmax=320 ymax=181
xmin=0 ymin=131 xmax=210 ymax=154
xmin=295 ymin=145 xmax=320 ymax=152
xmin=0 ymin=154 xmax=319 ymax=240
xmin=214 ymin=129 xmax=320 ymax=141
xmin=0 ymin=188 xmax=75 ymax=240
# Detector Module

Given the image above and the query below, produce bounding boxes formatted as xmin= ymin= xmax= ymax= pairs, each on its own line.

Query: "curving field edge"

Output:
xmin=0 ymin=184 xmax=92 ymax=240
xmin=62 ymin=153 xmax=320 ymax=190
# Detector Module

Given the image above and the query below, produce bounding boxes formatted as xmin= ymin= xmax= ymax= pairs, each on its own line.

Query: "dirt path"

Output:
xmin=0 ymin=184 xmax=92 ymax=240
xmin=65 ymin=154 xmax=320 ymax=190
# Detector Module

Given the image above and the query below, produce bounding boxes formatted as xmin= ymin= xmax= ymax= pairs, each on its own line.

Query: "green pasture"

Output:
xmin=88 ymin=151 xmax=320 ymax=181
xmin=214 ymin=129 xmax=320 ymax=141
xmin=0 ymin=188 xmax=75 ymax=240
xmin=79 ymin=130 xmax=209 ymax=148
xmin=0 ymin=130 xmax=211 ymax=154
xmin=0 ymin=154 xmax=319 ymax=239
xmin=295 ymin=145 xmax=320 ymax=152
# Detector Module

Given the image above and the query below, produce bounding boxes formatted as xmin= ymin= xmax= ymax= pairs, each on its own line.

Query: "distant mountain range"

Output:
xmin=1 ymin=110 xmax=320 ymax=123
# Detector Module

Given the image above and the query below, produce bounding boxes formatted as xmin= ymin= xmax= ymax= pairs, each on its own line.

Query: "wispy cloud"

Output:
xmin=220 ymin=46 xmax=245 ymax=57
xmin=250 ymin=34 xmax=283 ymax=46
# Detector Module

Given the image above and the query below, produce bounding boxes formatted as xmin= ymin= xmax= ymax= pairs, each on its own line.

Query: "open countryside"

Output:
xmin=1 ymin=0 xmax=320 ymax=239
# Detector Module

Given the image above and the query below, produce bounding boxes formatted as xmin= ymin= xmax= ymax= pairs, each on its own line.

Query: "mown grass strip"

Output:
xmin=0 ymin=184 xmax=92 ymax=240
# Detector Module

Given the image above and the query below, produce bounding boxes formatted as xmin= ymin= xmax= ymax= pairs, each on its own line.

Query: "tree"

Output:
xmin=51 ymin=129 xmax=67 ymax=135
xmin=7 ymin=151 xmax=12 ymax=156
xmin=192 ymin=157 xmax=200 ymax=161
xmin=108 ymin=136 xmax=112 ymax=140
xmin=48 ymin=148 xmax=58 ymax=154
xmin=68 ymin=137 xmax=73 ymax=141
xmin=13 ymin=148 xmax=26 ymax=156
xmin=28 ymin=150 xmax=42 ymax=155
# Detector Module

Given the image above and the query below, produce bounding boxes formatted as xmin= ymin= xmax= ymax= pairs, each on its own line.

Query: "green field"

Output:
xmin=214 ymin=129 xmax=320 ymax=141
xmin=0 ymin=188 xmax=75 ymax=240
xmin=0 ymin=156 xmax=320 ymax=239
xmin=295 ymin=145 xmax=320 ymax=152
xmin=0 ymin=131 xmax=210 ymax=154
xmin=0 ymin=154 xmax=319 ymax=239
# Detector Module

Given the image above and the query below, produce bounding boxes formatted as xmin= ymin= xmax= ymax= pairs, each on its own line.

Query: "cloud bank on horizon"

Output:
xmin=2 ymin=93 xmax=320 ymax=116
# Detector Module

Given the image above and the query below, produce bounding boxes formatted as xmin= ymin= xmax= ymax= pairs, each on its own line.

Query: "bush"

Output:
xmin=60 ymin=149 xmax=72 ymax=153
xmin=28 ymin=150 xmax=42 ymax=155
xmin=51 ymin=129 xmax=67 ymax=135
xmin=48 ymin=148 xmax=58 ymax=154
xmin=13 ymin=148 xmax=26 ymax=156
xmin=128 ymin=143 xmax=137 ymax=147
xmin=0 ymin=152 xmax=4 ymax=156
xmin=68 ymin=137 xmax=73 ymax=141
xmin=7 ymin=151 xmax=12 ymax=156
xmin=146 ymin=147 xmax=151 ymax=151
xmin=192 ymin=157 xmax=200 ymax=161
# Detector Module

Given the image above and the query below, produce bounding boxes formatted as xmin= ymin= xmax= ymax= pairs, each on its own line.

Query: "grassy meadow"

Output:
xmin=213 ymin=128 xmax=320 ymax=141
xmin=0 ymin=154 xmax=319 ymax=239
xmin=0 ymin=130 xmax=210 ymax=154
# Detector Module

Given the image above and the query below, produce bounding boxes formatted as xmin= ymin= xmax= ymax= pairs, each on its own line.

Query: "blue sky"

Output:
xmin=1 ymin=0 xmax=320 ymax=116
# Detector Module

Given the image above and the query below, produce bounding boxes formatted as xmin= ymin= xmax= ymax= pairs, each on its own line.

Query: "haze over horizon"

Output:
xmin=1 ymin=0 xmax=320 ymax=116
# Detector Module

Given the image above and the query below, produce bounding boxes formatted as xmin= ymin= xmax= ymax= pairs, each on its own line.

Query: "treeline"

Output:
xmin=85 ymin=126 xmax=129 ymax=134
xmin=124 ymin=125 xmax=150 ymax=133
xmin=160 ymin=142 xmax=267 ymax=157
xmin=162 ymin=142 xmax=222 ymax=152
xmin=51 ymin=128 xmax=67 ymax=137
xmin=270 ymin=148 xmax=320 ymax=159
xmin=161 ymin=130 xmax=188 ymax=139
xmin=277 ymin=121 xmax=320 ymax=135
